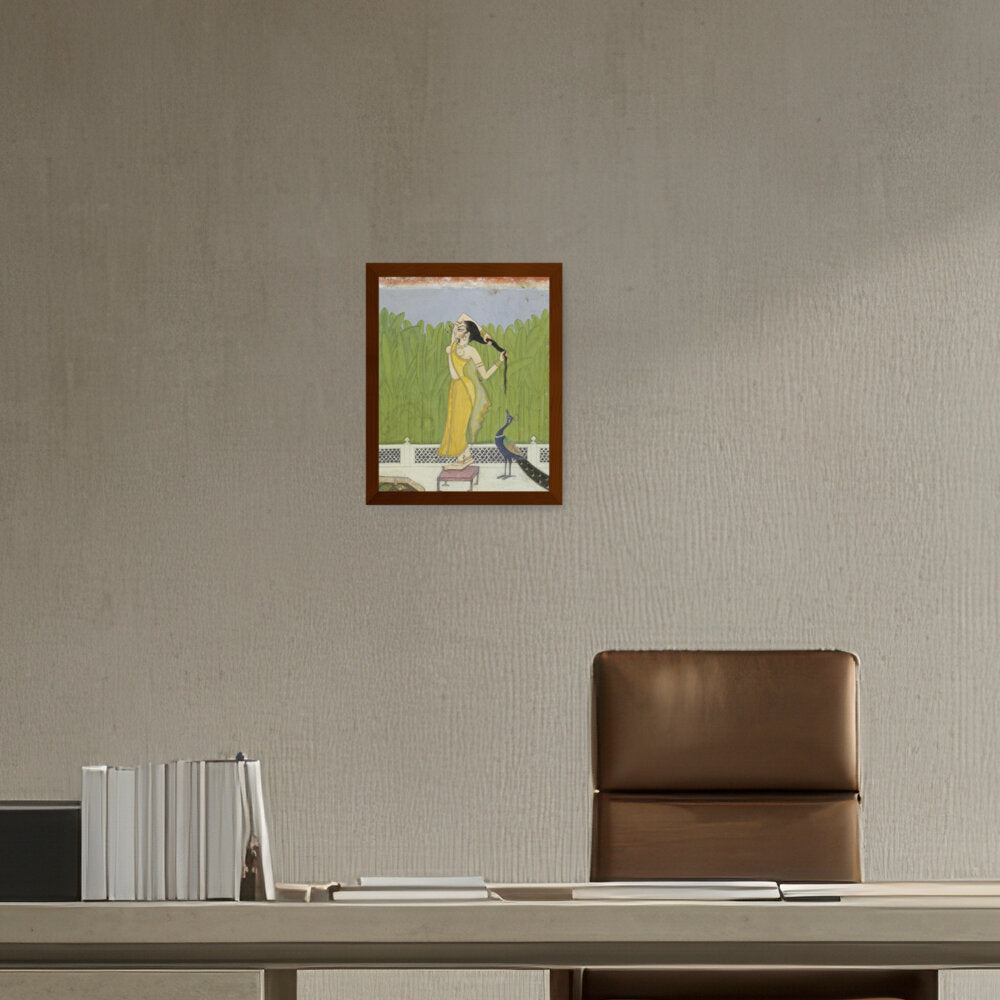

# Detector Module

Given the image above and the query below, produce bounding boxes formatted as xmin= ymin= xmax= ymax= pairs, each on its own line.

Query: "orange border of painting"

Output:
xmin=366 ymin=262 xmax=562 ymax=505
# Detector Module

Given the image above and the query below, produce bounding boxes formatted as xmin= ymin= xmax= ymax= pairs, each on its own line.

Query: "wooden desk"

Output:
xmin=3 ymin=897 xmax=1000 ymax=998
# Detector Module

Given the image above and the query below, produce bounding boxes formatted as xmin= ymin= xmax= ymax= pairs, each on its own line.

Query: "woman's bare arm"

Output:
xmin=468 ymin=347 xmax=506 ymax=380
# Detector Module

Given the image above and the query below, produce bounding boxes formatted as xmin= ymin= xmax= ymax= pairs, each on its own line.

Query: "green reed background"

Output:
xmin=378 ymin=308 xmax=550 ymax=447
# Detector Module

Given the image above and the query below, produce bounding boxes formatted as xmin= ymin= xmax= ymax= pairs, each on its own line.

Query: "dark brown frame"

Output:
xmin=366 ymin=262 xmax=562 ymax=505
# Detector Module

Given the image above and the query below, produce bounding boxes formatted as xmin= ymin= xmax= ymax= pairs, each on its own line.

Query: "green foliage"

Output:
xmin=378 ymin=308 xmax=550 ymax=446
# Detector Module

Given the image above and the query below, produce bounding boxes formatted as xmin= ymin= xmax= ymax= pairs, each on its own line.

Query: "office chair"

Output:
xmin=550 ymin=650 xmax=937 ymax=1000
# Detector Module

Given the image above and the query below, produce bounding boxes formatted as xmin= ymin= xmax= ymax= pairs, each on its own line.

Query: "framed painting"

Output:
xmin=366 ymin=263 xmax=562 ymax=504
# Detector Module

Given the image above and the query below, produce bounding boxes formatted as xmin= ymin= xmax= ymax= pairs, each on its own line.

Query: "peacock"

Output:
xmin=494 ymin=411 xmax=549 ymax=490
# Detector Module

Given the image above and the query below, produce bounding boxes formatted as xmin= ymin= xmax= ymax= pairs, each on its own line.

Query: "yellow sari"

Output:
xmin=438 ymin=344 xmax=490 ymax=457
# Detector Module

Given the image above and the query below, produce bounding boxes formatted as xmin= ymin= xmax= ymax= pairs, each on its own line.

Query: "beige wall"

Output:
xmin=3 ymin=1 xmax=1000 ymax=997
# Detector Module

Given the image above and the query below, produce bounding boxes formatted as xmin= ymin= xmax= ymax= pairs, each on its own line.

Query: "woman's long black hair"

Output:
xmin=464 ymin=319 xmax=508 ymax=393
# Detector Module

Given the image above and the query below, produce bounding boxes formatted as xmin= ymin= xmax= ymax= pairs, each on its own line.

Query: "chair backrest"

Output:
xmin=591 ymin=650 xmax=861 ymax=882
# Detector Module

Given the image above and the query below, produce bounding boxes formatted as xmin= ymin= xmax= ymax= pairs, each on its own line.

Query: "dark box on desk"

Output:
xmin=0 ymin=802 xmax=80 ymax=900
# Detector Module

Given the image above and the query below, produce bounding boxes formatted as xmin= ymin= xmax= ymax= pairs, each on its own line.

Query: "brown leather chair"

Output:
xmin=550 ymin=650 xmax=937 ymax=1000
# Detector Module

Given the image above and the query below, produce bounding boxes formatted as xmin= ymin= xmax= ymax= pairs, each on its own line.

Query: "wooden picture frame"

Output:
xmin=366 ymin=262 xmax=562 ymax=505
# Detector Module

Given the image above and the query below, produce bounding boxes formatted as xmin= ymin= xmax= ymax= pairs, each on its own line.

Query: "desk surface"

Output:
xmin=5 ymin=897 xmax=1000 ymax=971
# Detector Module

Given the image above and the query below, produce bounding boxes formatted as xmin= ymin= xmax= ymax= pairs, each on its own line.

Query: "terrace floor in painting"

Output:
xmin=378 ymin=459 xmax=549 ymax=493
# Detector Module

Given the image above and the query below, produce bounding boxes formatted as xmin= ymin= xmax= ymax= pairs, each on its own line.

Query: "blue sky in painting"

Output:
xmin=379 ymin=284 xmax=549 ymax=329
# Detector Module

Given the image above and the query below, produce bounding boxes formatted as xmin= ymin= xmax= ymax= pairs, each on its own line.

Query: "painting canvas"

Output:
xmin=366 ymin=263 xmax=562 ymax=504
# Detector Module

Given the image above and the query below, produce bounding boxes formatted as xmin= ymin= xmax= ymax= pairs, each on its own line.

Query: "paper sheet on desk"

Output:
xmin=571 ymin=881 xmax=781 ymax=900
xmin=780 ymin=881 xmax=1000 ymax=901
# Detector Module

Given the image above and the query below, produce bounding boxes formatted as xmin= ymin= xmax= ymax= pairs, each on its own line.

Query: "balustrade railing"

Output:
xmin=378 ymin=438 xmax=549 ymax=466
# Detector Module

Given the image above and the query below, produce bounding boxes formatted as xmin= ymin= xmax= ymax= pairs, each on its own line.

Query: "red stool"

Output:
xmin=436 ymin=465 xmax=480 ymax=491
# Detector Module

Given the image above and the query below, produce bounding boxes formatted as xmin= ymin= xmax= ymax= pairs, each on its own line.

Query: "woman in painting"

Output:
xmin=438 ymin=314 xmax=507 ymax=469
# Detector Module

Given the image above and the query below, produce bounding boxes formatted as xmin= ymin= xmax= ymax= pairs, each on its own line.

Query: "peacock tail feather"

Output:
xmin=514 ymin=456 xmax=549 ymax=491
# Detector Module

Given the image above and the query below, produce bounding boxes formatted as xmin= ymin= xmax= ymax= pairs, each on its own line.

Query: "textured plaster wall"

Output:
xmin=3 ymin=2 xmax=1000 ymax=997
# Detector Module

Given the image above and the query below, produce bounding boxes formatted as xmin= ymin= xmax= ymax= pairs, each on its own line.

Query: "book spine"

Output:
xmin=204 ymin=760 xmax=241 ymax=900
xmin=196 ymin=760 xmax=206 ymax=900
xmin=134 ymin=764 xmax=147 ymax=900
xmin=165 ymin=761 xmax=176 ymax=900
xmin=149 ymin=762 xmax=166 ymax=900
xmin=174 ymin=761 xmax=190 ymax=901
xmin=81 ymin=765 xmax=108 ymax=901
xmin=107 ymin=767 xmax=136 ymax=901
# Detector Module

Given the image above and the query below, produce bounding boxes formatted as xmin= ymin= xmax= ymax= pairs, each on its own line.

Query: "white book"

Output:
xmin=572 ymin=880 xmax=781 ymax=901
xmin=332 ymin=887 xmax=491 ymax=902
xmin=80 ymin=765 xmax=108 ymax=900
xmin=194 ymin=760 xmax=206 ymax=900
xmin=165 ymin=761 xmax=177 ymax=899
xmin=172 ymin=760 xmax=193 ymax=901
xmin=238 ymin=760 xmax=252 ymax=874
xmin=242 ymin=759 xmax=276 ymax=900
xmin=357 ymin=876 xmax=486 ymax=889
xmin=134 ymin=764 xmax=148 ymax=899
xmin=148 ymin=762 xmax=166 ymax=900
xmin=204 ymin=760 xmax=242 ymax=900
xmin=107 ymin=766 xmax=136 ymax=901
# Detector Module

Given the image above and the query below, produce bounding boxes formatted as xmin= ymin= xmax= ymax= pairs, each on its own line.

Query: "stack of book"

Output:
xmin=81 ymin=757 xmax=275 ymax=901
xmin=331 ymin=876 xmax=491 ymax=902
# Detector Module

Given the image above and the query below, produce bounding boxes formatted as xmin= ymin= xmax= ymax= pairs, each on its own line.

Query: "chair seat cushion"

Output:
xmin=593 ymin=791 xmax=861 ymax=882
